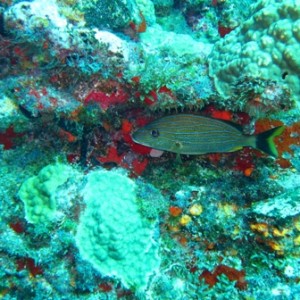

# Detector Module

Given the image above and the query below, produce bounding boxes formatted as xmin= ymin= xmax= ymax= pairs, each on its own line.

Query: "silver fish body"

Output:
xmin=132 ymin=114 xmax=284 ymax=157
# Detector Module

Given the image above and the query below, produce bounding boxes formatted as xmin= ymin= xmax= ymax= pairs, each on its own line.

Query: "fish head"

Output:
xmin=132 ymin=121 xmax=172 ymax=152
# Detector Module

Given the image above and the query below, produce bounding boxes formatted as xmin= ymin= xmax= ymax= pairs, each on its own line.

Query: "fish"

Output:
xmin=132 ymin=114 xmax=284 ymax=157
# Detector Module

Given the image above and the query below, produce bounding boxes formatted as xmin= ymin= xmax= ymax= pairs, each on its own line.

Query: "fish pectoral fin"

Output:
xmin=171 ymin=141 xmax=183 ymax=152
xmin=175 ymin=153 xmax=182 ymax=163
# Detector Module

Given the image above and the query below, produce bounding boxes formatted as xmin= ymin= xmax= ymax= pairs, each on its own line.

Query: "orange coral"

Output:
xmin=129 ymin=11 xmax=147 ymax=33
xmin=250 ymin=222 xmax=269 ymax=237
xmin=131 ymin=158 xmax=148 ymax=176
xmin=243 ymin=167 xmax=254 ymax=177
xmin=97 ymin=146 xmax=123 ymax=165
xmin=199 ymin=264 xmax=247 ymax=290
xmin=267 ymin=240 xmax=284 ymax=253
xmin=211 ymin=109 xmax=233 ymax=121
xmin=99 ymin=282 xmax=113 ymax=292
xmin=169 ymin=206 xmax=183 ymax=217
xmin=200 ymin=269 xmax=218 ymax=287
xmin=9 ymin=221 xmax=25 ymax=234
xmin=0 ymin=126 xmax=24 ymax=150
xmin=16 ymin=257 xmax=43 ymax=277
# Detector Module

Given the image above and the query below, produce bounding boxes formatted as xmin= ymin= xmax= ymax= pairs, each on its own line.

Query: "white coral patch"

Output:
xmin=94 ymin=30 xmax=129 ymax=61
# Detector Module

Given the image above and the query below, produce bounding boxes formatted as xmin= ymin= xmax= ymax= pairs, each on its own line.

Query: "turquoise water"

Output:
xmin=0 ymin=0 xmax=300 ymax=299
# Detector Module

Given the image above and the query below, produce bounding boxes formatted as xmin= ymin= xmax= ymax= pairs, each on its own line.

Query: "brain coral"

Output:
xmin=209 ymin=0 xmax=300 ymax=102
xmin=75 ymin=169 xmax=160 ymax=291
xmin=18 ymin=163 xmax=75 ymax=224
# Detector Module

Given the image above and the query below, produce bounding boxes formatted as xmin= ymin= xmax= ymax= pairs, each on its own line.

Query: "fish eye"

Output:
xmin=150 ymin=129 xmax=159 ymax=138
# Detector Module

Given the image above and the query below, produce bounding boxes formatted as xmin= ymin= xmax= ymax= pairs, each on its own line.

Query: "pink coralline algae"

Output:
xmin=84 ymin=89 xmax=129 ymax=111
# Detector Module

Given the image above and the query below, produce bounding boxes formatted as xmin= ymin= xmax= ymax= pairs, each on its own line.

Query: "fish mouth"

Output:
xmin=131 ymin=129 xmax=149 ymax=146
xmin=131 ymin=130 xmax=142 ymax=144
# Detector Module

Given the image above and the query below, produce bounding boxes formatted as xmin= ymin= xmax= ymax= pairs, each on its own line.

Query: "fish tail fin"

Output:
xmin=255 ymin=126 xmax=285 ymax=157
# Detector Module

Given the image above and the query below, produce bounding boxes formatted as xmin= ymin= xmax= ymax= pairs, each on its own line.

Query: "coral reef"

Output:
xmin=209 ymin=0 xmax=300 ymax=109
xmin=0 ymin=0 xmax=300 ymax=299
xmin=81 ymin=0 xmax=138 ymax=30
